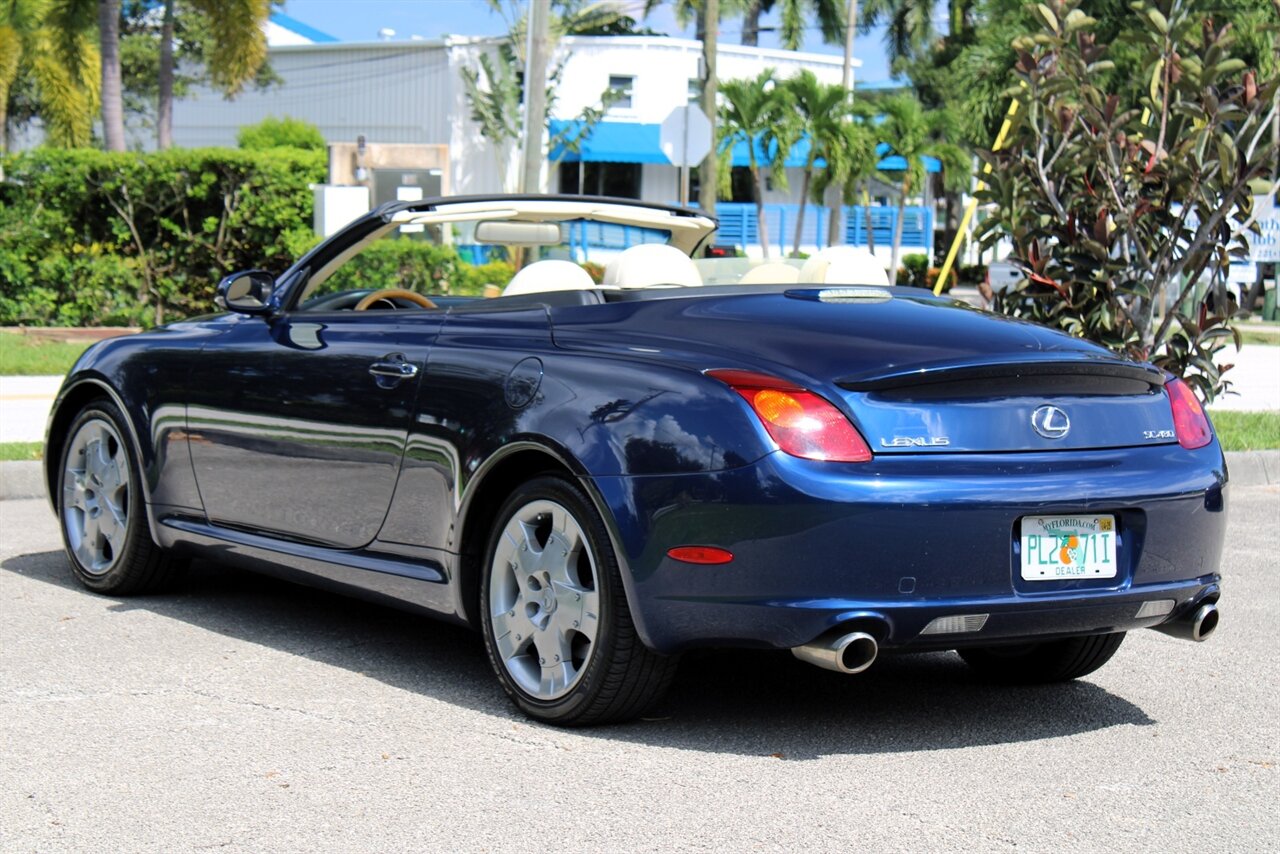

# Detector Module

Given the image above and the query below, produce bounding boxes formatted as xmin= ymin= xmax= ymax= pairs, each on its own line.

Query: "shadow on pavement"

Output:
xmin=3 ymin=549 xmax=1155 ymax=759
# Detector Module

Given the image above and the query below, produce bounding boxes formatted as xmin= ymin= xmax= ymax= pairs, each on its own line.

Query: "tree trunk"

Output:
xmin=863 ymin=184 xmax=875 ymax=252
xmin=793 ymin=166 xmax=812 ymax=256
xmin=842 ymin=0 xmax=858 ymax=90
xmin=826 ymin=186 xmax=842 ymax=247
xmin=741 ymin=0 xmax=763 ymax=46
xmin=157 ymin=0 xmax=176 ymax=149
xmin=698 ymin=0 xmax=719 ymax=217
xmin=889 ymin=181 xmax=908 ymax=282
xmin=753 ymin=165 xmax=771 ymax=259
xmin=99 ymin=0 xmax=126 ymax=152
xmin=520 ymin=0 xmax=551 ymax=194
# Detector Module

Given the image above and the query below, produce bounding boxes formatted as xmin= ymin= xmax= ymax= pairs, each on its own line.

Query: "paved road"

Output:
xmin=2 ymin=490 xmax=1277 ymax=852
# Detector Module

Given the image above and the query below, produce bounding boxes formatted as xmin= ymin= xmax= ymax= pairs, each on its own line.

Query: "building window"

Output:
xmin=558 ymin=162 xmax=642 ymax=199
xmin=608 ymin=75 xmax=635 ymax=110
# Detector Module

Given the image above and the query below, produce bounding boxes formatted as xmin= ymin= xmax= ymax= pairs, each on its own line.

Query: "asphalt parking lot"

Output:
xmin=2 ymin=489 xmax=1277 ymax=852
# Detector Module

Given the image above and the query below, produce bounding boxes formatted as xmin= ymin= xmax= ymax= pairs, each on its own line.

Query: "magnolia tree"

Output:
xmin=979 ymin=0 xmax=1278 ymax=401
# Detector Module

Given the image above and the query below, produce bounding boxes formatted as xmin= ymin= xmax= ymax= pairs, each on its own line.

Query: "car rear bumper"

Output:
xmin=589 ymin=443 xmax=1229 ymax=654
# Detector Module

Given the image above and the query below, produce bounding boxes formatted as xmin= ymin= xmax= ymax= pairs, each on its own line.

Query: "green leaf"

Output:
xmin=1145 ymin=8 xmax=1169 ymax=34
xmin=1035 ymin=4 xmax=1059 ymax=31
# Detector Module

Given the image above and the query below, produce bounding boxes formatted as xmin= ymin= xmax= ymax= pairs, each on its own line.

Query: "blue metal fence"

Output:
xmin=713 ymin=203 xmax=931 ymax=255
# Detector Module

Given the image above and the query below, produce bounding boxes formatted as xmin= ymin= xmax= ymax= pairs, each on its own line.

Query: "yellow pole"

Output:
xmin=933 ymin=97 xmax=1021 ymax=295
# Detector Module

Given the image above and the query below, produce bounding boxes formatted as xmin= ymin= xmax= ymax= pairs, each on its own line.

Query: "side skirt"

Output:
xmin=157 ymin=514 xmax=464 ymax=623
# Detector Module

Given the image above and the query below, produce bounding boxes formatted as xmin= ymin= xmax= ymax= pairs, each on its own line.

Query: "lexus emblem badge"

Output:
xmin=1031 ymin=405 xmax=1071 ymax=439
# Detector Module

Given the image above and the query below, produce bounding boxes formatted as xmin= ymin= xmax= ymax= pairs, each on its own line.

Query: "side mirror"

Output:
xmin=216 ymin=270 xmax=276 ymax=315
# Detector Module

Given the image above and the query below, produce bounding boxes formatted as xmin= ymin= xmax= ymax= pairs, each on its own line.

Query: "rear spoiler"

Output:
xmin=835 ymin=357 xmax=1166 ymax=392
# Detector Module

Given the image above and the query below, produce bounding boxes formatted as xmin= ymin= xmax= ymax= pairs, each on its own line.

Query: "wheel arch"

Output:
xmin=43 ymin=378 xmax=151 ymax=514
xmin=452 ymin=440 xmax=653 ymax=646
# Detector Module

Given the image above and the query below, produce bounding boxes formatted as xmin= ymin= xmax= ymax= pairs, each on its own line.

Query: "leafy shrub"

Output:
xmin=0 ymin=147 xmax=325 ymax=326
xmin=980 ymin=0 xmax=1277 ymax=401
xmin=323 ymin=238 xmax=464 ymax=294
xmin=456 ymin=260 xmax=517 ymax=295
xmin=579 ymin=261 xmax=605 ymax=284
xmin=236 ymin=116 xmax=326 ymax=151
xmin=895 ymin=254 xmax=931 ymax=287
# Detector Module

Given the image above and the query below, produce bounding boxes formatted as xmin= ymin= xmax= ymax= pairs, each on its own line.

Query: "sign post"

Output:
xmin=660 ymin=106 xmax=713 ymax=206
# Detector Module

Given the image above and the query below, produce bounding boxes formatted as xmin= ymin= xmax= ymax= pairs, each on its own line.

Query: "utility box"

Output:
xmin=313 ymin=185 xmax=371 ymax=237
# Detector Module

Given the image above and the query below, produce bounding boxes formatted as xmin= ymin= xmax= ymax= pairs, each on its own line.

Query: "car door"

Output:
xmin=186 ymin=309 xmax=441 ymax=549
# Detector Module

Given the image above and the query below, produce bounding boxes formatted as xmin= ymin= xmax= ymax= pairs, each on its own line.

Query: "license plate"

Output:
xmin=1020 ymin=514 xmax=1117 ymax=580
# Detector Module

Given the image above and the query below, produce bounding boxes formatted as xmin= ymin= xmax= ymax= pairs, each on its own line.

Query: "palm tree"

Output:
xmin=3 ymin=0 xmax=100 ymax=149
xmin=740 ymin=0 xmax=844 ymax=50
xmin=156 ymin=0 xmax=271 ymax=149
xmin=860 ymin=0 xmax=935 ymax=68
xmin=718 ymin=69 xmax=796 ymax=259
xmin=782 ymin=70 xmax=849 ymax=255
xmin=874 ymin=93 xmax=967 ymax=277
xmin=813 ymin=110 xmax=878 ymax=249
xmin=98 ymin=0 xmax=124 ymax=150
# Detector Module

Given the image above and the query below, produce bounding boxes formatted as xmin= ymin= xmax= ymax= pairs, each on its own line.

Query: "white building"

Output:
xmin=172 ymin=32 xmax=855 ymax=203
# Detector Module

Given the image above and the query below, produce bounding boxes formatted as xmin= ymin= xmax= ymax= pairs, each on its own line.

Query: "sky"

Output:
xmin=280 ymin=0 xmax=901 ymax=82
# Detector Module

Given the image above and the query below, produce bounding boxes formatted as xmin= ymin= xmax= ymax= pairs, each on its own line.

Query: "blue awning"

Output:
xmin=549 ymin=120 xmax=941 ymax=172
xmin=550 ymin=120 xmax=670 ymax=164
xmin=726 ymin=137 xmax=940 ymax=172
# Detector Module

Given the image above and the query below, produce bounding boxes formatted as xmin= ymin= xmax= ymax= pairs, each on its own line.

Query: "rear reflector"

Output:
xmin=667 ymin=546 xmax=734 ymax=565
xmin=1135 ymin=599 xmax=1176 ymax=619
xmin=1165 ymin=378 xmax=1213 ymax=449
xmin=707 ymin=369 xmax=873 ymax=463
xmin=920 ymin=614 xmax=990 ymax=635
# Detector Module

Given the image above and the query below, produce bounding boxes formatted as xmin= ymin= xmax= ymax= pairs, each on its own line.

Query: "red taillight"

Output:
xmin=1165 ymin=378 xmax=1213 ymax=449
xmin=707 ymin=369 xmax=873 ymax=463
xmin=667 ymin=546 xmax=734 ymax=565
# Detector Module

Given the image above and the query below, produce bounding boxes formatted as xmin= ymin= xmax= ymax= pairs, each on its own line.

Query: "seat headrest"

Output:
xmin=739 ymin=262 xmax=801 ymax=285
xmin=502 ymin=260 xmax=597 ymax=296
xmin=603 ymin=244 xmax=702 ymax=288
xmin=798 ymin=247 xmax=890 ymax=287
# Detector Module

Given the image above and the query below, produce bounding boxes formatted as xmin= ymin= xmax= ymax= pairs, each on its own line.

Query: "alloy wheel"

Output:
xmin=62 ymin=417 xmax=131 ymax=575
xmin=487 ymin=499 xmax=601 ymax=700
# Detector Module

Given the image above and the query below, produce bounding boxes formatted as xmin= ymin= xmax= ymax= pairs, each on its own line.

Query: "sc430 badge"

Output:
xmin=880 ymin=436 xmax=951 ymax=448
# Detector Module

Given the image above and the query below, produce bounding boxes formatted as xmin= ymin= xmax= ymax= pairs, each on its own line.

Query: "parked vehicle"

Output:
xmin=45 ymin=195 xmax=1225 ymax=726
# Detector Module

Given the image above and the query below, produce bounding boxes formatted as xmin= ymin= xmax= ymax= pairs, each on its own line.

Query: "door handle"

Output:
xmin=368 ymin=355 xmax=419 ymax=380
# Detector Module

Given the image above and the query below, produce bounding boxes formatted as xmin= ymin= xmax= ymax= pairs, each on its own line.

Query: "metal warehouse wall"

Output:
xmin=170 ymin=42 xmax=456 ymax=150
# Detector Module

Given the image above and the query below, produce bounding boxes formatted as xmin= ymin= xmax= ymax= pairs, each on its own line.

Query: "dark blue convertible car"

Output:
xmin=46 ymin=195 xmax=1225 ymax=725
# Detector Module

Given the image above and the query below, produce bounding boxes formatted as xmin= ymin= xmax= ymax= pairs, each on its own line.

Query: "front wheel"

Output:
xmin=479 ymin=476 xmax=679 ymax=726
xmin=958 ymin=632 xmax=1126 ymax=684
xmin=56 ymin=400 xmax=184 ymax=594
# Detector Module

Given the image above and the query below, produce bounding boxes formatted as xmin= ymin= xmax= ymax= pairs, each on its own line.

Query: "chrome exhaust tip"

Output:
xmin=792 ymin=631 xmax=879 ymax=674
xmin=1151 ymin=601 xmax=1219 ymax=642
xmin=1190 ymin=603 xmax=1219 ymax=641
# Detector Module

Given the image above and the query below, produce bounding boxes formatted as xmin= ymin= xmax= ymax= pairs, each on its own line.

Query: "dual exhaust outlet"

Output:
xmin=792 ymin=601 xmax=1219 ymax=675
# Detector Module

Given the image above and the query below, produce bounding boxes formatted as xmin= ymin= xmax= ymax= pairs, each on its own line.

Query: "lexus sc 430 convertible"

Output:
xmin=45 ymin=195 xmax=1225 ymax=725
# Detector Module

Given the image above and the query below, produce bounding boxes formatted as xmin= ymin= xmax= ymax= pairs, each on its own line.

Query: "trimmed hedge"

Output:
xmin=1 ymin=147 xmax=327 ymax=327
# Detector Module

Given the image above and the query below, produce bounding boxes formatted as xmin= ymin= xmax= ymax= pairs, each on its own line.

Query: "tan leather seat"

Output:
xmin=502 ymin=260 xmax=597 ymax=296
xmin=740 ymin=262 xmax=801 ymax=284
xmin=603 ymin=244 xmax=702 ymax=288
xmin=798 ymin=247 xmax=890 ymax=287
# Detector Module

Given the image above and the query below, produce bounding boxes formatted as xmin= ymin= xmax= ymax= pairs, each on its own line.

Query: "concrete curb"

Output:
xmin=4 ymin=451 xmax=1279 ymax=503
xmin=1 ymin=461 xmax=46 ymax=502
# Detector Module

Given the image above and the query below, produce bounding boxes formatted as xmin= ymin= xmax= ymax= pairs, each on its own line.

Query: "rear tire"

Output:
xmin=479 ymin=475 xmax=679 ymax=726
xmin=56 ymin=400 xmax=185 ymax=595
xmin=958 ymin=632 xmax=1125 ymax=683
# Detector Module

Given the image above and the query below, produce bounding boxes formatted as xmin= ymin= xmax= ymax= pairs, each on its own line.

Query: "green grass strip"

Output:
xmin=1210 ymin=410 xmax=1280 ymax=451
xmin=0 ymin=334 xmax=92 ymax=376
xmin=0 ymin=442 xmax=44 ymax=461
